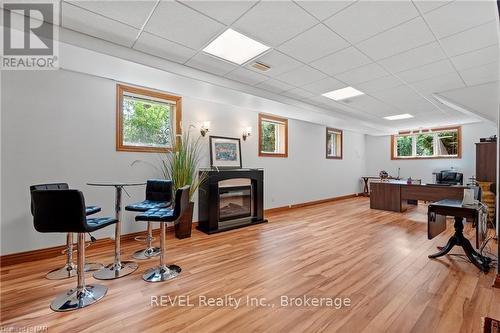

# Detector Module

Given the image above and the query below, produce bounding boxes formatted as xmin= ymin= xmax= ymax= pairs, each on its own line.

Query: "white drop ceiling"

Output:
xmin=22 ymin=1 xmax=500 ymax=131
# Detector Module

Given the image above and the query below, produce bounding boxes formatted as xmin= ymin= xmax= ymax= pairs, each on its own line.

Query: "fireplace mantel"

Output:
xmin=197 ymin=168 xmax=267 ymax=234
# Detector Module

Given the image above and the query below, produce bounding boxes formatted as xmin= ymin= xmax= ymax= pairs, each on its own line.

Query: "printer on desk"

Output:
xmin=433 ymin=170 xmax=464 ymax=186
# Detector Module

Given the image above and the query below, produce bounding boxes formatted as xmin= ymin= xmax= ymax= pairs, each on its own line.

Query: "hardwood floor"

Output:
xmin=1 ymin=197 xmax=499 ymax=333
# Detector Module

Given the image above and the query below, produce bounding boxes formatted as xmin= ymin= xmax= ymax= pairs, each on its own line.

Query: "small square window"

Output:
xmin=326 ymin=128 xmax=342 ymax=159
xmin=259 ymin=114 xmax=288 ymax=157
xmin=116 ymin=84 xmax=181 ymax=153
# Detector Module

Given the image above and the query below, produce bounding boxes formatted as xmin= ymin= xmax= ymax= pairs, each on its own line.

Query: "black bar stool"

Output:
xmin=29 ymin=183 xmax=103 ymax=279
xmin=135 ymin=185 xmax=190 ymax=282
xmin=31 ymin=189 xmax=117 ymax=311
xmin=125 ymin=180 xmax=172 ymax=260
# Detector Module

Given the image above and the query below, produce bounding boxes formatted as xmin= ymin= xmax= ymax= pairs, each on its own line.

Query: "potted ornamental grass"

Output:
xmin=161 ymin=129 xmax=207 ymax=238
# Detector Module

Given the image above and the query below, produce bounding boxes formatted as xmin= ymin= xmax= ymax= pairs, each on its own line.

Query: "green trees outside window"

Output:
xmin=393 ymin=127 xmax=460 ymax=159
xmin=122 ymin=96 xmax=173 ymax=148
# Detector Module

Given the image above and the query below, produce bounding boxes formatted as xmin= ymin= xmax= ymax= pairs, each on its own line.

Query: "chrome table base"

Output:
xmin=133 ymin=246 xmax=161 ymax=260
xmin=143 ymin=264 xmax=181 ymax=282
xmin=84 ymin=262 xmax=104 ymax=272
xmin=93 ymin=261 xmax=138 ymax=280
xmin=46 ymin=263 xmax=77 ymax=279
xmin=87 ymin=183 xmax=144 ymax=280
xmin=51 ymin=285 xmax=107 ymax=312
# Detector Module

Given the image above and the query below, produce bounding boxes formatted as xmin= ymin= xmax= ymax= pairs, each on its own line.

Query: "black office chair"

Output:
xmin=135 ymin=185 xmax=190 ymax=282
xmin=435 ymin=170 xmax=463 ymax=185
xmin=125 ymin=180 xmax=172 ymax=260
xmin=30 ymin=183 xmax=103 ymax=279
xmin=31 ymin=189 xmax=117 ymax=311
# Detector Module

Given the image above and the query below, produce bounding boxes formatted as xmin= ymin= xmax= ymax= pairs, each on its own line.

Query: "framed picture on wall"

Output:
xmin=326 ymin=127 xmax=343 ymax=159
xmin=209 ymin=136 xmax=242 ymax=169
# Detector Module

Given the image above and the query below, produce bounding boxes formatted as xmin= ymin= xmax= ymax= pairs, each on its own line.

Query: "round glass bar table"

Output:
xmin=87 ymin=182 xmax=145 ymax=280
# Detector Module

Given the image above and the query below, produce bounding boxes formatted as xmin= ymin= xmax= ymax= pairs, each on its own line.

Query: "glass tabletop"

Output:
xmin=87 ymin=182 xmax=146 ymax=187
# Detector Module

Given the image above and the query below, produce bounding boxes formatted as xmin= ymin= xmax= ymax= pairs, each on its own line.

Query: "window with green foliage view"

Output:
xmin=392 ymin=127 xmax=461 ymax=159
xmin=259 ymin=114 xmax=287 ymax=157
xmin=122 ymin=95 xmax=173 ymax=148
xmin=117 ymin=84 xmax=181 ymax=153
xmin=396 ymin=135 xmax=412 ymax=157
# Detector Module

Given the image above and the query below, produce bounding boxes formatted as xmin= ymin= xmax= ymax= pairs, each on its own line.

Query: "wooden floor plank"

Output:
xmin=1 ymin=197 xmax=498 ymax=333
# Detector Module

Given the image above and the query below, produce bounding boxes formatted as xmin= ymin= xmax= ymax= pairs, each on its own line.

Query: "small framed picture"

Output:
xmin=209 ymin=136 xmax=242 ymax=169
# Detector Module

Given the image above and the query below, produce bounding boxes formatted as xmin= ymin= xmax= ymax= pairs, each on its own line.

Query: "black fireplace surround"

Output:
xmin=197 ymin=169 xmax=267 ymax=234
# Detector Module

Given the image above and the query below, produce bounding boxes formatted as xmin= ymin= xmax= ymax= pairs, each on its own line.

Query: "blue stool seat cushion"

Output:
xmin=85 ymin=206 xmax=101 ymax=216
xmin=135 ymin=208 xmax=176 ymax=222
xmin=86 ymin=217 xmax=117 ymax=232
xmin=125 ymin=200 xmax=170 ymax=212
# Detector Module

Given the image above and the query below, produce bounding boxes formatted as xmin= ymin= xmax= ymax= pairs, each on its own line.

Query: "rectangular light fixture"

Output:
xmin=322 ymin=86 xmax=364 ymax=101
xmin=384 ymin=114 xmax=414 ymax=120
xmin=203 ymin=29 xmax=270 ymax=65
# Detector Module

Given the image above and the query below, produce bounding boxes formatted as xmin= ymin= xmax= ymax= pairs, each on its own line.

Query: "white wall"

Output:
xmin=365 ymin=122 xmax=497 ymax=184
xmin=1 ymin=69 xmax=366 ymax=255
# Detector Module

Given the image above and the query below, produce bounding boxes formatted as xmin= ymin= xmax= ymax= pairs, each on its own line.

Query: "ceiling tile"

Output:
xmin=450 ymin=44 xmax=499 ymax=71
xmin=371 ymin=85 xmax=435 ymax=113
xmin=133 ymin=32 xmax=197 ymax=64
xmin=294 ymin=1 xmax=353 ymax=21
xmin=278 ymin=24 xmax=349 ymax=62
xmin=275 ymin=66 xmax=327 ymax=86
xmin=439 ymin=82 xmax=499 ymax=122
xmin=344 ymin=95 xmax=401 ymax=116
xmin=459 ymin=62 xmax=500 ymax=86
xmin=144 ymin=1 xmax=224 ymax=49
xmin=225 ymin=67 xmax=269 ymax=85
xmin=355 ymin=75 xmax=405 ymax=94
xmin=65 ymin=0 xmax=156 ymax=28
xmin=179 ymin=1 xmax=257 ymax=25
xmin=281 ymin=88 xmax=315 ymax=100
xmin=423 ymin=0 xmax=497 ymax=38
xmin=245 ymin=50 xmax=302 ymax=77
xmin=334 ymin=63 xmax=388 ymax=85
xmin=409 ymin=71 xmax=465 ymax=96
xmin=301 ymin=77 xmax=344 ymax=94
xmin=62 ymin=2 xmax=139 ymax=47
xmin=440 ymin=21 xmax=499 ymax=57
xmin=377 ymin=42 xmax=447 ymax=73
xmin=232 ymin=1 xmax=317 ymax=47
xmin=310 ymin=47 xmax=371 ymax=75
xmin=356 ymin=17 xmax=435 ymax=60
xmin=185 ymin=53 xmax=238 ymax=76
xmin=412 ymin=0 xmax=452 ymax=14
xmin=255 ymin=79 xmax=295 ymax=94
xmin=324 ymin=0 xmax=419 ymax=44
xmin=396 ymin=59 xmax=456 ymax=83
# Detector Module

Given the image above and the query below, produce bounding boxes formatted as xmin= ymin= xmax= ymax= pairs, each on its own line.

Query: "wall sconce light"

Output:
xmin=200 ymin=121 xmax=210 ymax=137
xmin=242 ymin=127 xmax=252 ymax=141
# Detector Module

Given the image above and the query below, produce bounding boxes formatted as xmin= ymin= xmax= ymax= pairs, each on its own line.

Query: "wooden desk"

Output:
xmin=370 ymin=181 xmax=468 ymax=212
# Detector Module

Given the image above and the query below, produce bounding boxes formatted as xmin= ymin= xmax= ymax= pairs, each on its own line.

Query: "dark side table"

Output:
xmin=428 ymin=199 xmax=491 ymax=272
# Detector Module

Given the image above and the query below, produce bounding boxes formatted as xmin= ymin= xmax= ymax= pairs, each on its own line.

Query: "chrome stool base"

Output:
xmin=84 ymin=262 xmax=104 ymax=272
xmin=50 ymin=285 xmax=107 ymax=312
xmin=93 ymin=261 xmax=138 ymax=280
xmin=143 ymin=264 xmax=181 ymax=282
xmin=133 ymin=247 xmax=161 ymax=260
xmin=46 ymin=263 xmax=77 ymax=280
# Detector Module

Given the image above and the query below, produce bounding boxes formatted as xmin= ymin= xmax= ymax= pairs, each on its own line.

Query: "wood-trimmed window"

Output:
xmin=116 ymin=84 xmax=181 ymax=153
xmin=391 ymin=126 xmax=462 ymax=160
xmin=326 ymin=127 xmax=342 ymax=159
xmin=258 ymin=113 xmax=288 ymax=158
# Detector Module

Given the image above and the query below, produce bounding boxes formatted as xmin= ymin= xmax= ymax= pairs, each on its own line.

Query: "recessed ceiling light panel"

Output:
xmin=322 ymin=86 xmax=364 ymax=101
xmin=383 ymin=114 xmax=414 ymax=120
xmin=203 ymin=29 xmax=270 ymax=65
